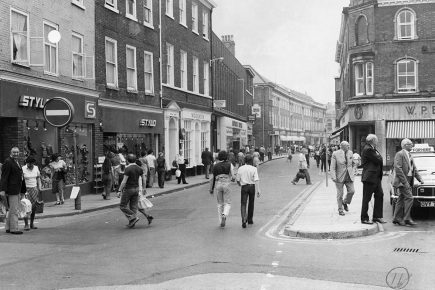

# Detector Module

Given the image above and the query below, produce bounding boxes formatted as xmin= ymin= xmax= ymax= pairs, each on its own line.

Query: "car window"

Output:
xmin=413 ymin=156 xmax=435 ymax=170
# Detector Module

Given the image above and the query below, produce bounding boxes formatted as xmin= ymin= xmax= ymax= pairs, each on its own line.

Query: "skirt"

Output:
xmin=26 ymin=187 xmax=39 ymax=206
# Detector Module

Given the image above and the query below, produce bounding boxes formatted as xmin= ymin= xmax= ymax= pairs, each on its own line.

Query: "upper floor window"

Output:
xmin=355 ymin=15 xmax=368 ymax=45
xmin=126 ymin=45 xmax=137 ymax=91
xmin=192 ymin=56 xmax=199 ymax=93
xmin=179 ymin=0 xmax=186 ymax=26
xmin=144 ymin=51 xmax=154 ymax=94
xmin=354 ymin=61 xmax=374 ymax=96
xmin=105 ymin=0 xmax=118 ymax=12
xmin=71 ymin=0 xmax=85 ymax=8
xmin=202 ymin=11 xmax=209 ymax=39
xmin=166 ymin=43 xmax=174 ymax=86
xmin=192 ymin=3 xmax=198 ymax=33
xmin=397 ymin=59 xmax=417 ymax=93
xmin=180 ymin=50 xmax=187 ymax=89
xmin=396 ymin=9 xmax=416 ymax=40
xmin=105 ymin=37 xmax=118 ymax=87
xmin=72 ymin=33 xmax=84 ymax=79
xmin=43 ymin=21 xmax=59 ymax=75
xmin=126 ymin=0 xmax=137 ymax=20
xmin=166 ymin=0 xmax=173 ymax=18
xmin=143 ymin=0 xmax=153 ymax=26
xmin=10 ymin=8 xmax=29 ymax=64
xmin=203 ymin=61 xmax=209 ymax=96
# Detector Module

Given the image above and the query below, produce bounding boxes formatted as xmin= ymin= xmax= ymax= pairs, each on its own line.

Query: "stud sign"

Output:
xmin=43 ymin=97 xmax=75 ymax=128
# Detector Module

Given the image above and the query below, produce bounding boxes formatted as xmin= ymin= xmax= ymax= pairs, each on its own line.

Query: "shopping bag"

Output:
xmin=175 ymin=169 xmax=181 ymax=177
xmin=34 ymin=200 xmax=44 ymax=214
xmin=138 ymin=195 xmax=153 ymax=210
xmin=19 ymin=198 xmax=32 ymax=218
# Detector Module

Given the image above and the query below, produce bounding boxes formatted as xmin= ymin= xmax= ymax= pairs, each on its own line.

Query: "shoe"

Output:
xmin=339 ymin=211 xmax=345 ymax=216
xmin=361 ymin=220 xmax=373 ymax=225
xmin=206 ymin=177 xmax=210 ymax=179
xmin=10 ymin=231 xmax=23 ymax=235
xmin=242 ymin=222 xmax=246 ymax=228
xmin=373 ymin=218 xmax=387 ymax=224
xmin=147 ymin=216 xmax=154 ymax=225
xmin=392 ymin=220 xmax=405 ymax=226
xmin=102 ymin=194 xmax=106 ymax=200
xmin=127 ymin=217 xmax=140 ymax=228
xmin=291 ymin=181 xmax=296 ymax=185
xmin=55 ymin=201 xmax=61 ymax=205
xmin=405 ymin=220 xmax=417 ymax=226
xmin=342 ymin=202 xmax=349 ymax=212
xmin=248 ymin=221 xmax=253 ymax=225
xmin=30 ymin=225 xmax=38 ymax=229
xmin=307 ymin=183 xmax=312 ymax=185
xmin=24 ymin=225 xmax=30 ymax=231
xmin=183 ymin=182 xmax=188 ymax=184
xmin=220 ymin=215 xmax=226 ymax=227
xmin=5 ymin=230 xmax=10 ymax=233
xmin=60 ymin=201 xmax=64 ymax=205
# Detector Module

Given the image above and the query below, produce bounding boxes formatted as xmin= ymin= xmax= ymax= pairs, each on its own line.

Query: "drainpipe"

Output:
xmin=159 ymin=0 xmax=163 ymax=110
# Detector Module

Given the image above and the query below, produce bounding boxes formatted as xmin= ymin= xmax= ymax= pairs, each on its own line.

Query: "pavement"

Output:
xmin=283 ymin=173 xmax=383 ymax=239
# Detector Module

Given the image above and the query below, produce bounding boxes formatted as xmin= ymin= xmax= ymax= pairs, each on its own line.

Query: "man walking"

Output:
xmin=360 ymin=134 xmax=385 ymax=224
xmin=291 ymin=149 xmax=312 ymax=185
xmin=236 ymin=155 xmax=260 ymax=228
xmin=117 ymin=154 xmax=145 ymax=228
xmin=392 ymin=139 xmax=423 ymax=226
xmin=145 ymin=149 xmax=156 ymax=188
xmin=0 ymin=147 xmax=26 ymax=234
xmin=330 ymin=141 xmax=356 ymax=216
xmin=201 ymin=148 xmax=213 ymax=179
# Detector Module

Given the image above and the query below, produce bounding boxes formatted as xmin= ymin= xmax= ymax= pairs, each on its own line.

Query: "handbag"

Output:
xmin=138 ymin=194 xmax=153 ymax=210
xmin=34 ymin=190 xmax=44 ymax=214
xmin=175 ymin=169 xmax=181 ymax=177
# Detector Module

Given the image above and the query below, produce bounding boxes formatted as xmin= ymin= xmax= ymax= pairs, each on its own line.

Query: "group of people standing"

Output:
xmin=329 ymin=134 xmax=421 ymax=226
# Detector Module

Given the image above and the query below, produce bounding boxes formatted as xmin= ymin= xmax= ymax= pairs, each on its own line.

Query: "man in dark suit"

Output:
xmin=392 ymin=139 xmax=423 ymax=226
xmin=360 ymin=134 xmax=386 ymax=224
xmin=201 ymin=148 xmax=213 ymax=179
xmin=0 ymin=147 xmax=25 ymax=234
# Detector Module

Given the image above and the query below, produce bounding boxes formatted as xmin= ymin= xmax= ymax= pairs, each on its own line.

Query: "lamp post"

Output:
xmin=210 ymin=57 xmax=223 ymax=152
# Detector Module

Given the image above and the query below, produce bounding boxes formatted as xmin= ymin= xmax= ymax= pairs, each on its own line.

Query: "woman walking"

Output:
xmin=50 ymin=153 xmax=67 ymax=205
xmin=156 ymin=152 xmax=167 ymax=188
xmin=22 ymin=156 xmax=42 ymax=230
xmin=209 ymin=150 xmax=235 ymax=228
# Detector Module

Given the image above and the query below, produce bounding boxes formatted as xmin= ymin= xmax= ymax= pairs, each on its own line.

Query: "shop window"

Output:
xmin=105 ymin=37 xmax=118 ymax=87
xmin=143 ymin=0 xmax=153 ymax=27
xmin=192 ymin=2 xmax=198 ymax=33
xmin=144 ymin=51 xmax=154 ymax=94
xmin=192 ymin=56 xmax=199 ymax=93
xmin=396 ymin=58 xmax=417 ymax=93
xmin=180 ymin=50 xmax=187 ymax=89
xmin=396 ymin=9 xmax=416 ymax=40
xmin=183 ymin=120 xmax=192 ymax=164
xmin=179 ymin=0 xmax=186 ymax=26
xmin=10 ymin=8 xmax=29 ymax=64
xmin=126 ymin=45 xmax=137 ymax=91
xmin=43 ymin=21 xmax=59 ymax=75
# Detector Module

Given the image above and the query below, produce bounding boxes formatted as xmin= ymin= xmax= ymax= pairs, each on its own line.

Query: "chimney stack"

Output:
xmin=221 ymin=35 xmax=235 ymax=56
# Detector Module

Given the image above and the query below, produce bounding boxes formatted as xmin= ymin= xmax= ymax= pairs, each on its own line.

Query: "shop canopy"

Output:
xmin=280 ymin=136 xmax=306 ymax=142
xmin=386 ymin=120 xmax=435 ymax=139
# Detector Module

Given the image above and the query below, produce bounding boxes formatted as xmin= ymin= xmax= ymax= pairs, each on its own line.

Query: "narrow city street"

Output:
xmin=1 ymin=158 xmax=434 ymax=289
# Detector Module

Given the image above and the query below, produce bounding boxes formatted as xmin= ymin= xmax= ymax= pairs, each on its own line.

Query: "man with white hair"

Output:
xmin=360 ymin=134 xmax=385 ymax=224
xmin=392 ymin=139 xmax=423 ymax=226
xmin=330 ymin=141 xmax=357 ymax=216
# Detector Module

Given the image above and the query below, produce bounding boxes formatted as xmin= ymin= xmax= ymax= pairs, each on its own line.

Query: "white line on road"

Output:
xmin=45 ymin=110 xmax=70 ymax=116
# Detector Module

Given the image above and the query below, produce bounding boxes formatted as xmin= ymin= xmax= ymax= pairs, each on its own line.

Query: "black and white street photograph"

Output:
xmin=1 ymin=0 xmax=435 ymax=289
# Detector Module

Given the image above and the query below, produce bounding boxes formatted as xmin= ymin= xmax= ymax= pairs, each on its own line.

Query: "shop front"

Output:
xmin=217 ymin=116 xmax=247 ymax=152
xmin=343 ymin=101 xmax=435 ymax=168
xmin=0 ymin=80 xmax=98 ymax=201
xmin=99 ymin=100 xmax=164 ymax=158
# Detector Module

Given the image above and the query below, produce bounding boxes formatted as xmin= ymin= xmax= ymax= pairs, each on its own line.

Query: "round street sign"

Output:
xmin=43 ymin=97 xmax=75 ymax=128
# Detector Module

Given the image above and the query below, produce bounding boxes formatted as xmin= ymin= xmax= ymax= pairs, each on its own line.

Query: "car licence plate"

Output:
xmin=420 ymin=201 xmax=435 ymax=207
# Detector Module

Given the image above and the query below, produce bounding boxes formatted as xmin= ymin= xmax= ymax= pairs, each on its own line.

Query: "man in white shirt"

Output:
xmin=291 ymin=149 xmax=312 ymax=185
xmin=236 ymin=154 xmax=260 ymax=228
xmin=145 ymin=149 xmax=157 ymax=188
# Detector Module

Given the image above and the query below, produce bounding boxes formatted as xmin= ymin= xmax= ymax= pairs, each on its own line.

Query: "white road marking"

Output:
xmin=45 ymin=110 xmax=69 ymax=116
xmin=271 ymin=261 xmax=279 ymax=267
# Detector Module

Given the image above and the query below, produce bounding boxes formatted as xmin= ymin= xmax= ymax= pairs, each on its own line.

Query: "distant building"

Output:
xmin=335 ymin=0 xmax=435 ymax=166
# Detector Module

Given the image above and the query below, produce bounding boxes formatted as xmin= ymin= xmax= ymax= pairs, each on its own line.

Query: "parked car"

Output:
xmin=389 ymin=145 xmax=435 ymax=214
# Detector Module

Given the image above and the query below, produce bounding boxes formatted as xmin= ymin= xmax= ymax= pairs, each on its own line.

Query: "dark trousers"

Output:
xmin=241 ymin=184 xmax=255 ymax=223
xmin=305 ymin=154 xmax=310 ymax=167
xmin=177 ymin=164 xmax=187 ymax=184
xmin=260 ymin=152 xmax=265 ymax=162
xmin=157 ymin=170 xmax=165 ymax=188
xmin=268 ymin=152 xmax=272 ymax=161
xmin=293 ymin=169 xmax=311 ymax=184
xmin=361 ymin=181 xmax=384 ymax=221
xmin=320 ymin=159 xmax=327 ymax=172
xmin=119 ymin=187 xmax=139 ymax=221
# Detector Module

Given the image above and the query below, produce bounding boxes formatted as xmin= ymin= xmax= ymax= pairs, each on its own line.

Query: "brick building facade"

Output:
xmin=335 ymin=0 xmax=435 ymax=167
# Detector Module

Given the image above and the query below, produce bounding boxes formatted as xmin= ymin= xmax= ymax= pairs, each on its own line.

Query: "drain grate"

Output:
xmin=394 ymin=248 xmax=419 ymax=253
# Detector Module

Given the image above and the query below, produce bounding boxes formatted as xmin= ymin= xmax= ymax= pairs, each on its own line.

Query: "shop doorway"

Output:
xmin=168 ymin=118 xmax=178 ymax=163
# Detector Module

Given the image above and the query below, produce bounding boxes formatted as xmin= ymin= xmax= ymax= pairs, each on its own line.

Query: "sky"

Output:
xmin=212 ymin=0 xmax=350 ymax=105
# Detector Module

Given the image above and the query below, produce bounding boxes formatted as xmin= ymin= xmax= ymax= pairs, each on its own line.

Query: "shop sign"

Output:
xmin=214 ymin=100 xmax=226 ymax=108
xmin=168 ymin=112 xmax=178 ymax=118
xmin=139 ymin=119 xmax=157 ymax=127
xmin=18 ymin=95 xmax=47 ymax=109
xmin=232 ymin=120 xmax=242 ymax=128
xmin=405 ymin=105 xmax=435 ymax=116
xmin=85 ymin=101 xmax=96 ymax=119
xmin=252 ymin=104 xmax=261 ymax=118
xmin=226 ymin=128 xmax=233 ymax=135
xmin=240 ymin=130 xmax=247 ymax=136
xmin=191 ymin=113 xmax=205 ymax=120
xmin=43 ymin=97 xmax=74 ymax=128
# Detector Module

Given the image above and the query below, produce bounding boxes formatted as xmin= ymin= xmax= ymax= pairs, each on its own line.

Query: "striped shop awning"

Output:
xmin=386 ymin=121 xmax=435 ymax=139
